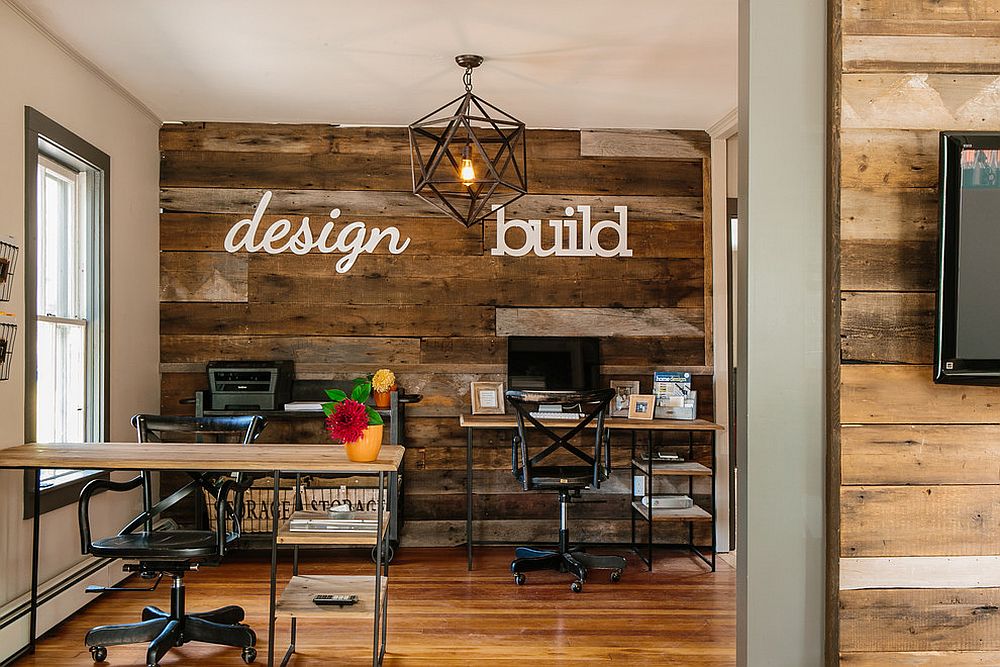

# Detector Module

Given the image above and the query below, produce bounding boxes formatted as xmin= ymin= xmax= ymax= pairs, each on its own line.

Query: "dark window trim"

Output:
xmin=23 ymin=107 xmax=111 ymax=519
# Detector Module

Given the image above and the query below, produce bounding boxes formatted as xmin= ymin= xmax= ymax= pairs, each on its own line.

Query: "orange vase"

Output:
xmin=344 ymin=424 xmax=384 ymax=462
xmin=373 ymin=385 xmax=397 ymax=409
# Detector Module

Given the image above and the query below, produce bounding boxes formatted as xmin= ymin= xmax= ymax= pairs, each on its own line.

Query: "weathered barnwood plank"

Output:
xmin=841 ymin=556 xmax=1000 ymax=590
xmin=160 ymin=303 xmax=495 ymax=337
xmin=841 ymin=240 xmax=936 ymax=292
xmin=843 ymin=74 xmax=1000 ymax=130
xmin=159 ymin=335 xmax=421 ymax=365
xmin=160 ymin=252 xmax=248 ymax=302
xmin=161 ymin=149 xmax=703 ymax=197
xmin=496 ymin=307 xmax=705 ymax=338
xmin=248 ymin=253 xmax=699 ymax=281
xmin=840 ymin=291 xmax=934 ymax=363
xmin=841 ymin=485 xmax=1000 ymax=557
xmin=160 ymin=187 xmax=704 ymax=221
xmin=579 ymin=129 xmax=710 ymax=159
xmin=840 ymin=652 xmax=1000 ymax=666
xmin=841 ymin=129 xmax=938 ymax=188
xmin=841 ymin=365 xmax=1000 ymax=424
xmin=843 ymin=0 xmax=1000 ymax=33
xmin=844 ymin=36 xmax=1000 ymax=74
xmin=161 ymin=125 xmax=583 ymax=159
xmin=842 ymin=424 xmax=1000 ymax=486
xmin=841 ymin=188 xmax=938 ymax=243
xmin=248 ymin=273 xmax=703 ymax=308
xmin=840 ymin=587 xmax=1000 ymax=652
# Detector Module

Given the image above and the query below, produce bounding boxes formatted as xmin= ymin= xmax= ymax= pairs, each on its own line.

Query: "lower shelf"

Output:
xmin=276 ymin=575 xmax=388 ymax=620
xmin=631 ymin=501 xmax=713 ymax=522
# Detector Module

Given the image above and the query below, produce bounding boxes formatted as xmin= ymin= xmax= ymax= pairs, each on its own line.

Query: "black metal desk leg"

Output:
xmin=647 ymin=430 xmax=654 ymax=571
xmin=466 ymin=426 xmax=473 ymax=571
xmin=267 ymin=471 xmax=280 ymax=666
xmin=711 ymin=430 xmax=717 ymax=572
xmin=29 ymin=467 xmax=41 ymax=654
xmin=374 ymin=472 xmax=385 ymax=667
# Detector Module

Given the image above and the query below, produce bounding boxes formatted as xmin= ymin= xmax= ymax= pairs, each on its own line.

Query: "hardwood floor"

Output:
xmin=17 ymin=547 xmax=736 ymax=666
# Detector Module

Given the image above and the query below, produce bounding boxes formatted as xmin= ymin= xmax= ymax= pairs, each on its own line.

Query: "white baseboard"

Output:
xmin=0 ymin=558 xmax=126 ymax=663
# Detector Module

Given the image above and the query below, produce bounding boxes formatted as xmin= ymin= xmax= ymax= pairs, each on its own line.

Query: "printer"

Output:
xmin=205 ymin=360 xmax=293 ymax=412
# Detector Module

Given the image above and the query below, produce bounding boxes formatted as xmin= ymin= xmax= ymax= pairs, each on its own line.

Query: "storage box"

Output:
xmin=654 ymin=390 xmax=697 ymax=420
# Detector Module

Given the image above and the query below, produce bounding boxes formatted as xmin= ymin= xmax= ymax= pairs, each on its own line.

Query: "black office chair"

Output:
xmin=506 ymin=388 xmax=627 ymax=592
xmin=78 ymin=415 xmax=266 ymax=667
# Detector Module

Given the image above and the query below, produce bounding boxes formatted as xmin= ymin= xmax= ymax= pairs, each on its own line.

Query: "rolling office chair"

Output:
xmin=78 ymin=415 xmax=266 ymax=667
xmin=506 ymin=388 xmax=627 ymax=592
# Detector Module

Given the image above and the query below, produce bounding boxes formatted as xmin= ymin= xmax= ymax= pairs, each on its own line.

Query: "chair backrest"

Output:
xmin=129 ymin=414 xmax=268 ymax=536
xmin=132 ymin=414 xmax=267 ymax=444
xmin=505 ymin=388 xmax=615 ymax=491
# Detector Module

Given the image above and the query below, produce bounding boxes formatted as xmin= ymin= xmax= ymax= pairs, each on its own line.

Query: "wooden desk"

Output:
xmin=459 ymin=415 xmax=723 ymax=571
xmin=0 ymin=442 xmax=403 ymax=667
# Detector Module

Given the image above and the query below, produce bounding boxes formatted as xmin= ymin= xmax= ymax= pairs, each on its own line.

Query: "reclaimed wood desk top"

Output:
xmin=460 ymin=414 xmax=723 ymax=431
xmin=0 ymin=442 xmax=404 ymax=473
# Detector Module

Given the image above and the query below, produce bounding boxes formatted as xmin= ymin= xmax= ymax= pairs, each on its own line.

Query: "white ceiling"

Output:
xmin=15 ymin=0 xmax=737 ymax=130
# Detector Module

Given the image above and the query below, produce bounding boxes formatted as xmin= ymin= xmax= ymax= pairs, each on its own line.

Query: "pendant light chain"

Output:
xmin=463 ymin=66 xmax=474 ymax=92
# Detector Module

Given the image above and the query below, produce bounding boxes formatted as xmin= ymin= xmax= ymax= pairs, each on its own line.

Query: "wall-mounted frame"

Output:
xmin=0 ymin=321 xmax=16 ymax=381
xmin=0 ymin=239 xmax=18 ymax=302
xmin=471 ymin=381 xmax=505 ymax=415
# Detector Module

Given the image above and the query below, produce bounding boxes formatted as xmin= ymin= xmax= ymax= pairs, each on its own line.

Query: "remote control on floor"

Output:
xmin=312 ymin=594 xmax=359 ymax=606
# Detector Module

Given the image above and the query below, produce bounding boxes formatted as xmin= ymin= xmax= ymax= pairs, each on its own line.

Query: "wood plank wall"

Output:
xmin=837 ymin=2 xmax=1000 ymax=663
xmin=159 ymin=124 xmax=714 ymax=547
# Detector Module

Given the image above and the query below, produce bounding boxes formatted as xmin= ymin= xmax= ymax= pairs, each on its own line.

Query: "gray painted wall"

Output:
xmin=737 ymin=0 xmax=827 ymax=664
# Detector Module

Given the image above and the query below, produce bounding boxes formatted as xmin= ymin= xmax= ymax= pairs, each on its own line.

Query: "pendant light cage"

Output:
xmin=408 ymin=57 xmax=528 ymax=227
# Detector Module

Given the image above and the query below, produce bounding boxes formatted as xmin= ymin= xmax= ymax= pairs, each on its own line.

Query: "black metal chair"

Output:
xmin=505 ymin=388 xmax=627 ymax=592
xmin=78 ymin=415 xmax=266 ymax=667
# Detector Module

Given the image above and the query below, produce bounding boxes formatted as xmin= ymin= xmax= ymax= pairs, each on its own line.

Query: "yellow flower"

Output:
xmin=372 ymin=368 xmax=396 ymax=392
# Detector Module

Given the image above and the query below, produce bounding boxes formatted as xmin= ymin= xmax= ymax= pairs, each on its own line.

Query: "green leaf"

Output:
xmin=325 ymin=389 xmax=347 ymax=402
xmin=321 ymin=402 xmax=335 ymax=417
xmin=351 ymin=382 xmax=371 ymax=404
xmin=366 ymin=407 xmax=384 ymax=426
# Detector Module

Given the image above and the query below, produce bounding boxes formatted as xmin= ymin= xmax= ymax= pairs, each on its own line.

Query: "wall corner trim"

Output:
xmin=707 ymin=108 xmax=738 ymax=139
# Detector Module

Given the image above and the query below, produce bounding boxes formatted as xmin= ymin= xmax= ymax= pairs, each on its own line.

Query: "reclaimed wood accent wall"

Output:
xmin=159 ymin=123 xmax=713 ymax=547
xmin=836 ymin=2 xmax=1000 ymax=663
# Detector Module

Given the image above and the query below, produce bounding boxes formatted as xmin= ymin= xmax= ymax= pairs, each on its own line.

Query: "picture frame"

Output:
xmin=610 ymin=380 xmax=640 ymax=417
xmin=470 ymin=381 xmax=505 ymax=415
xmin=628 ymin=394 xmax=655 ymax=420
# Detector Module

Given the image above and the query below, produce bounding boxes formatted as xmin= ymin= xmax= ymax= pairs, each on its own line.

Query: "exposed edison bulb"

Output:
xmin=460 ymin=157 xmax=476 ymax=186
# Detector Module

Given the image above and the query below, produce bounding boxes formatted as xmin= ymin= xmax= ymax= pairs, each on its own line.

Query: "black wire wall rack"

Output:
xmin=0 ymin=240 xmax=18 ymax=302
xmin=0 ymin=321 xmax=16 ymax=381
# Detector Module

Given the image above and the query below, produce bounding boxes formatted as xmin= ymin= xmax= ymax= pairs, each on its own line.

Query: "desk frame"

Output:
xmin=0 ymin=442 xmax=402 ymax=667
xmin=459 ymin=416 xmax=722 ymax=572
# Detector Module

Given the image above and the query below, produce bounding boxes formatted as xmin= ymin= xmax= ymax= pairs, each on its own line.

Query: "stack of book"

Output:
xmin=288 ymin=510 xmax=378 ymax=534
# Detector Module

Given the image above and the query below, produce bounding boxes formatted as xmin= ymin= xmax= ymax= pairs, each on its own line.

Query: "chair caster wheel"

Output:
xmin=514 ymin=573 xmax=525 ymax=585
xmin=611 ymin=569 xmax=622 ymax=583
xmin=371 ymin=544 xmax=395 ymax=563
xmin=570 ymin=580 xmax=583 ymax=593
xmin=242 ymin=646 xmax=257 ymax=664
xmin=90 ymin=645 xmax=107 ymax=662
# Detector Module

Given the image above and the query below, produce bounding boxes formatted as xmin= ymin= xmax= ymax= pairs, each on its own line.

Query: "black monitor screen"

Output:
xmin=506 ymin=337 xmax=601 ymax=391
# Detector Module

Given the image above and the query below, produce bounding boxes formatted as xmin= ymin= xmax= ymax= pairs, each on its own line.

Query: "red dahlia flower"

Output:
xmin=325 ymin=398 xmax=370 ymax=443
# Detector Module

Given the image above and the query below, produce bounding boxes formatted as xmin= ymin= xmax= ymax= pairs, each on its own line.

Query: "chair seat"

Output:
xmin=91 ymin=531 xmax=220 ymax=559
xmin=516 ymin=465 xmax=593 ymax=489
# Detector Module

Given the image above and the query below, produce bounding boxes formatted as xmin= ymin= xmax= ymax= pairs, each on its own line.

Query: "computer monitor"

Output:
xmin=506 ymin=336 xmax=601 ymax=391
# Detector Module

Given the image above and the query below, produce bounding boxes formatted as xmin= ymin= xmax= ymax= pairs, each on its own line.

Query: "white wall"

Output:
xmin=737 ymin=0 xmax=826 ymax=664
xmin=0 ymin=0 xmax=160 ymax=641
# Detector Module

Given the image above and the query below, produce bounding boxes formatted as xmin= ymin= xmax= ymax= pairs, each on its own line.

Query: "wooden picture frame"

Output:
xmin=470 ymin=381 xmax=505 ymax=415
xmin=610 ymin=380 xmax=640 ymax=417
xmin=628 ymin=394 xmax=655 ymax=420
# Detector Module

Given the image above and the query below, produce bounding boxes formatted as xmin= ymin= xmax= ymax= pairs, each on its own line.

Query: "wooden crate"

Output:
xmin=208 ymin=476 xmax=382 ymax=534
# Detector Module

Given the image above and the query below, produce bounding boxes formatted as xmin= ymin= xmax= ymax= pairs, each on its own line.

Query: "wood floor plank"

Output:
xmin=18 ymin=548 xmax=736 ymax=666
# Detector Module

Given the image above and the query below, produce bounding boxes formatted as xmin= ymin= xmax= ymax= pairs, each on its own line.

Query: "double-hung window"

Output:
xmin=24 ymin=108 xmax=110 ymax=516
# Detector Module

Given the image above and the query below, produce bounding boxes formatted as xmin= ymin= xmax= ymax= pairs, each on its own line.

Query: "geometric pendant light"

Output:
xmin=408 ymin=54 xmax=528 ymax=227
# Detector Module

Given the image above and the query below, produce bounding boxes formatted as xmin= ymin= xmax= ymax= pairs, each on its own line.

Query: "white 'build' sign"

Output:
xmin=491 ymin=204 xmax=632 ymax=257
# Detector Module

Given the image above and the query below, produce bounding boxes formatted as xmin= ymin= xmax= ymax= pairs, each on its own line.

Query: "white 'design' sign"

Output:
xmin=490 ymin=204 xmax=632 ymax=258
xmin=224 ymin=191 xmax=411 ymax=273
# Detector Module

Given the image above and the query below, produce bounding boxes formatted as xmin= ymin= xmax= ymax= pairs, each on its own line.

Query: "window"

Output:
xmin=24 ymin=108 xmax=110 ymax=516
